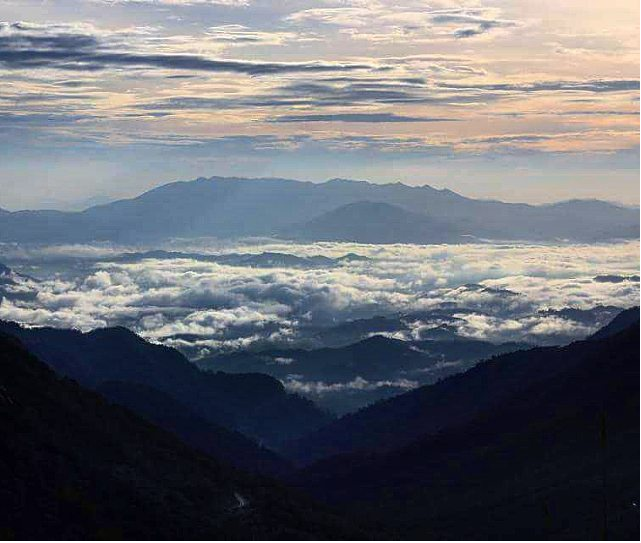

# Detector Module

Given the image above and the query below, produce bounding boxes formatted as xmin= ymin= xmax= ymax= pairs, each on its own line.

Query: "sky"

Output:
xmin=0 ymin=0 xmax=639 ymax=209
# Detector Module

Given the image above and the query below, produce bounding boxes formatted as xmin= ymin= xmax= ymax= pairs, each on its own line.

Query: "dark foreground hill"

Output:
xmin=292 ymin=320 xmax=640 ymax=540
xmin=0 ymin=321 xmax=330 ymax=454
xmin=0 ymin=176 xmax=637 ymax=243
xmin=286 ymin=307 xmax=640 ymax=464
xmin=0 ymin=333 xmax=362 ymax=540
xmin=95 ymin=381 xmax=291 ymax=477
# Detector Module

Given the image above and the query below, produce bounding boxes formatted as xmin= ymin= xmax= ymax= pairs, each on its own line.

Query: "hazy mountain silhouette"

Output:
xmin=0 ymin=262 xmax=40 ymax=303
xmin=114 ymin=249 xmax=368 ymax=269
xmin=0 ymin=332 xmax=363 ymax=540
xmin=291 ymin=321 xmax=640 ymax=539
xmin=0 ymin=177 xmax=637 ymax=243
xmin=286 ymin=307 xmax=639 ymax=464
xmin=285 ymin=201 xmax=464 ymax=243
xmin=201 ymin=335 xmax=529 ymax=413
xmin=0 ymin=321 xmax=331 ymax=450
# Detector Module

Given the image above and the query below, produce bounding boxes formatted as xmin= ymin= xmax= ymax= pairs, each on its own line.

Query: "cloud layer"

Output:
xmin=1 ymin=240 xmax=638 ymax=355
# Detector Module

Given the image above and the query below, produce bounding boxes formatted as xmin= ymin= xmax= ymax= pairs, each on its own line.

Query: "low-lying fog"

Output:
xmin=1 ymin=239 xmax=638 ymax=411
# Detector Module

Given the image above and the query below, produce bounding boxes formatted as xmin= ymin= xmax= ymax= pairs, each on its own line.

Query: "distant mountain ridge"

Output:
xmin=200 ymin=334 xmax=529 ymax=414
xmin=286 ymin=307 xmax=640 ymax=464
xmin=0 ymin=176 xmax=637 ymax=243
xmin=285 ymin=201 xmax=464 ymax=243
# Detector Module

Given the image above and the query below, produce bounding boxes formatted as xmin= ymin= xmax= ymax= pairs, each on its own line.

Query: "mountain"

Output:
xmin=594 ymin=274 xmax=640 ymax=284
xmin=96 ymin=381 xmax=291 ymax=477
xmin=314 ymin=315 xmax=408 ymax=347
xmin=0 ymin=176 xmax=637 ymax=243
xmin=0 ymin=332 xmax=362 ymax=540
xmin=285 ymin=307 xmax=640 ymax=464
xmin=0 ymin=262 xmax=14 ymax=284
xmin=538 ymin=305 xmax=623 ymax=327
xmin=285 ymin=201 xmax=464 ymax=244
xmin=291 ymin=322 xmax=640 ymax=539
xmin=200 ymin=335 xmax=529 ymax=414
xmin=0 ymin=261 xmax=31 ymax=285
xmin=114 ymin=249 xmax=368 ymax=269
xmin=589 ymin=306 xmax=640 ymax=340
xmin=0 ymin=321 xmax=331 ymax=450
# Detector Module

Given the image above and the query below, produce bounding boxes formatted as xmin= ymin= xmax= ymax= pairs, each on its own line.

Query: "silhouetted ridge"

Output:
xmin=96 ymin=380 xmax=292 ymax=477
xmin=291 ymin=322 xmax=640 ymax=539
xmin=589 ymin=306 xmax=639 ymax=340
xmin=0 ymin=320 xmax=331 ymax=450
xmin=0 ymin=332 xmax=363 ymax=539
xmin=0 ymin=176 xmax=637 ymax=243
xmin=286 ymin=307 xmax=640 ymax=464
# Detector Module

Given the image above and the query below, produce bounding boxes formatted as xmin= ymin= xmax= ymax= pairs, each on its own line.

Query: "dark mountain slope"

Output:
xmin=0 ymin=333 xmax=362 ymax=540
xmin=202 ymin=334 xmax=528 ymax=383
xmin=201 ymin=335 xmax=528 ymax=414
xmin=293 ymin=324 xmax=640 ymax=540
xmin=286 ymin=308 xmax=640 ymax=464
xmin=96 ymin=381 xmax=291 ymax=477
xmin=589 ymin=306 xmax=640 ymax=340
xmin=0 ymin=176 xmax=637 ymax=243
xmin=202 ymin=335 xmax=431 ymax=383
xmin=286 ymin=201 xmax=463 ymax=243
xmin=0 ymin=321 xmax=331 ymax=450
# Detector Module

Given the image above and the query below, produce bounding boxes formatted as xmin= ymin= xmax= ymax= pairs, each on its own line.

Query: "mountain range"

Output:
xmin=0 ymin=307 xmax=637 ymax=539
xmin=199 ymin=334 xmax=529 ymax=414
xmin=290 ymin=316 xmax=640 ymax=539
xmin=0 ymin=321 xmax=330 ymax=455
xmin=286 ymin=307 xmax=640 ymax=464
xmin=0 ymin=332 xmax=363 ymax=540
xmin=0 ymin=176 xmax=637 ymax=243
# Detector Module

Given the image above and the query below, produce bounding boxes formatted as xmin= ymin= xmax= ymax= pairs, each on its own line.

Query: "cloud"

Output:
xmin=134 ymin=76 xmax=639 ymax=117
xmin=0 ymin=21 xmax=371 ymax=74
xmin=286 ymin=3 xmax=519 ymax=42
xmin=283 ymin=376 xmax=419 ymax=395
xmin=438 ymin=79 xmax=640 ymax=94
xmin=204 ymin=24 xmax=318 ymax=46
xmin=268 ymin=112 xmax=460 ymax=123
xmin=100 ymin=0 xmax=249 ymax=4
xmin=454 ymin=21 xmax=506 ymax=39
xmin=1 ymin=240 xmax=638 ymax=353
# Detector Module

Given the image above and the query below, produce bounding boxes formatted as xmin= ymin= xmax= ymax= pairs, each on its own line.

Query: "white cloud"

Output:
xmin=283 ymin=375 xmax=419 ymax=394
xmin=99 ymin=0 xmax=250 ymax=5
xmin=1 ymin=240 xmax=637 ymax=351
xmin=285 ymin=2 xmax=519 ymax=43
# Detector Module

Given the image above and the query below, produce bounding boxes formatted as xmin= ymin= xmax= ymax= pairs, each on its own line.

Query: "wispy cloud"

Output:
xmin=268 ymin=112 xmax=460 ymax=123
xmin=0 ymin=0 xmax=638 ymax=206
xmin=0 ymin=21 xmax=371 ymax=74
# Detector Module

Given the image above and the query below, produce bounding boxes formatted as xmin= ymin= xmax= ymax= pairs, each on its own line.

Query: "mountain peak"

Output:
xmin=324 ymin=177 xmax=371 ymax=186
xmin=1 ymin=175 xmax=638 ymax=243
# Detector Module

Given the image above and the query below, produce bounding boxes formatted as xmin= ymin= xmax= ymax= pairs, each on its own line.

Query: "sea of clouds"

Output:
xmin=1 ymin=240 xmax=638 ymax=357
